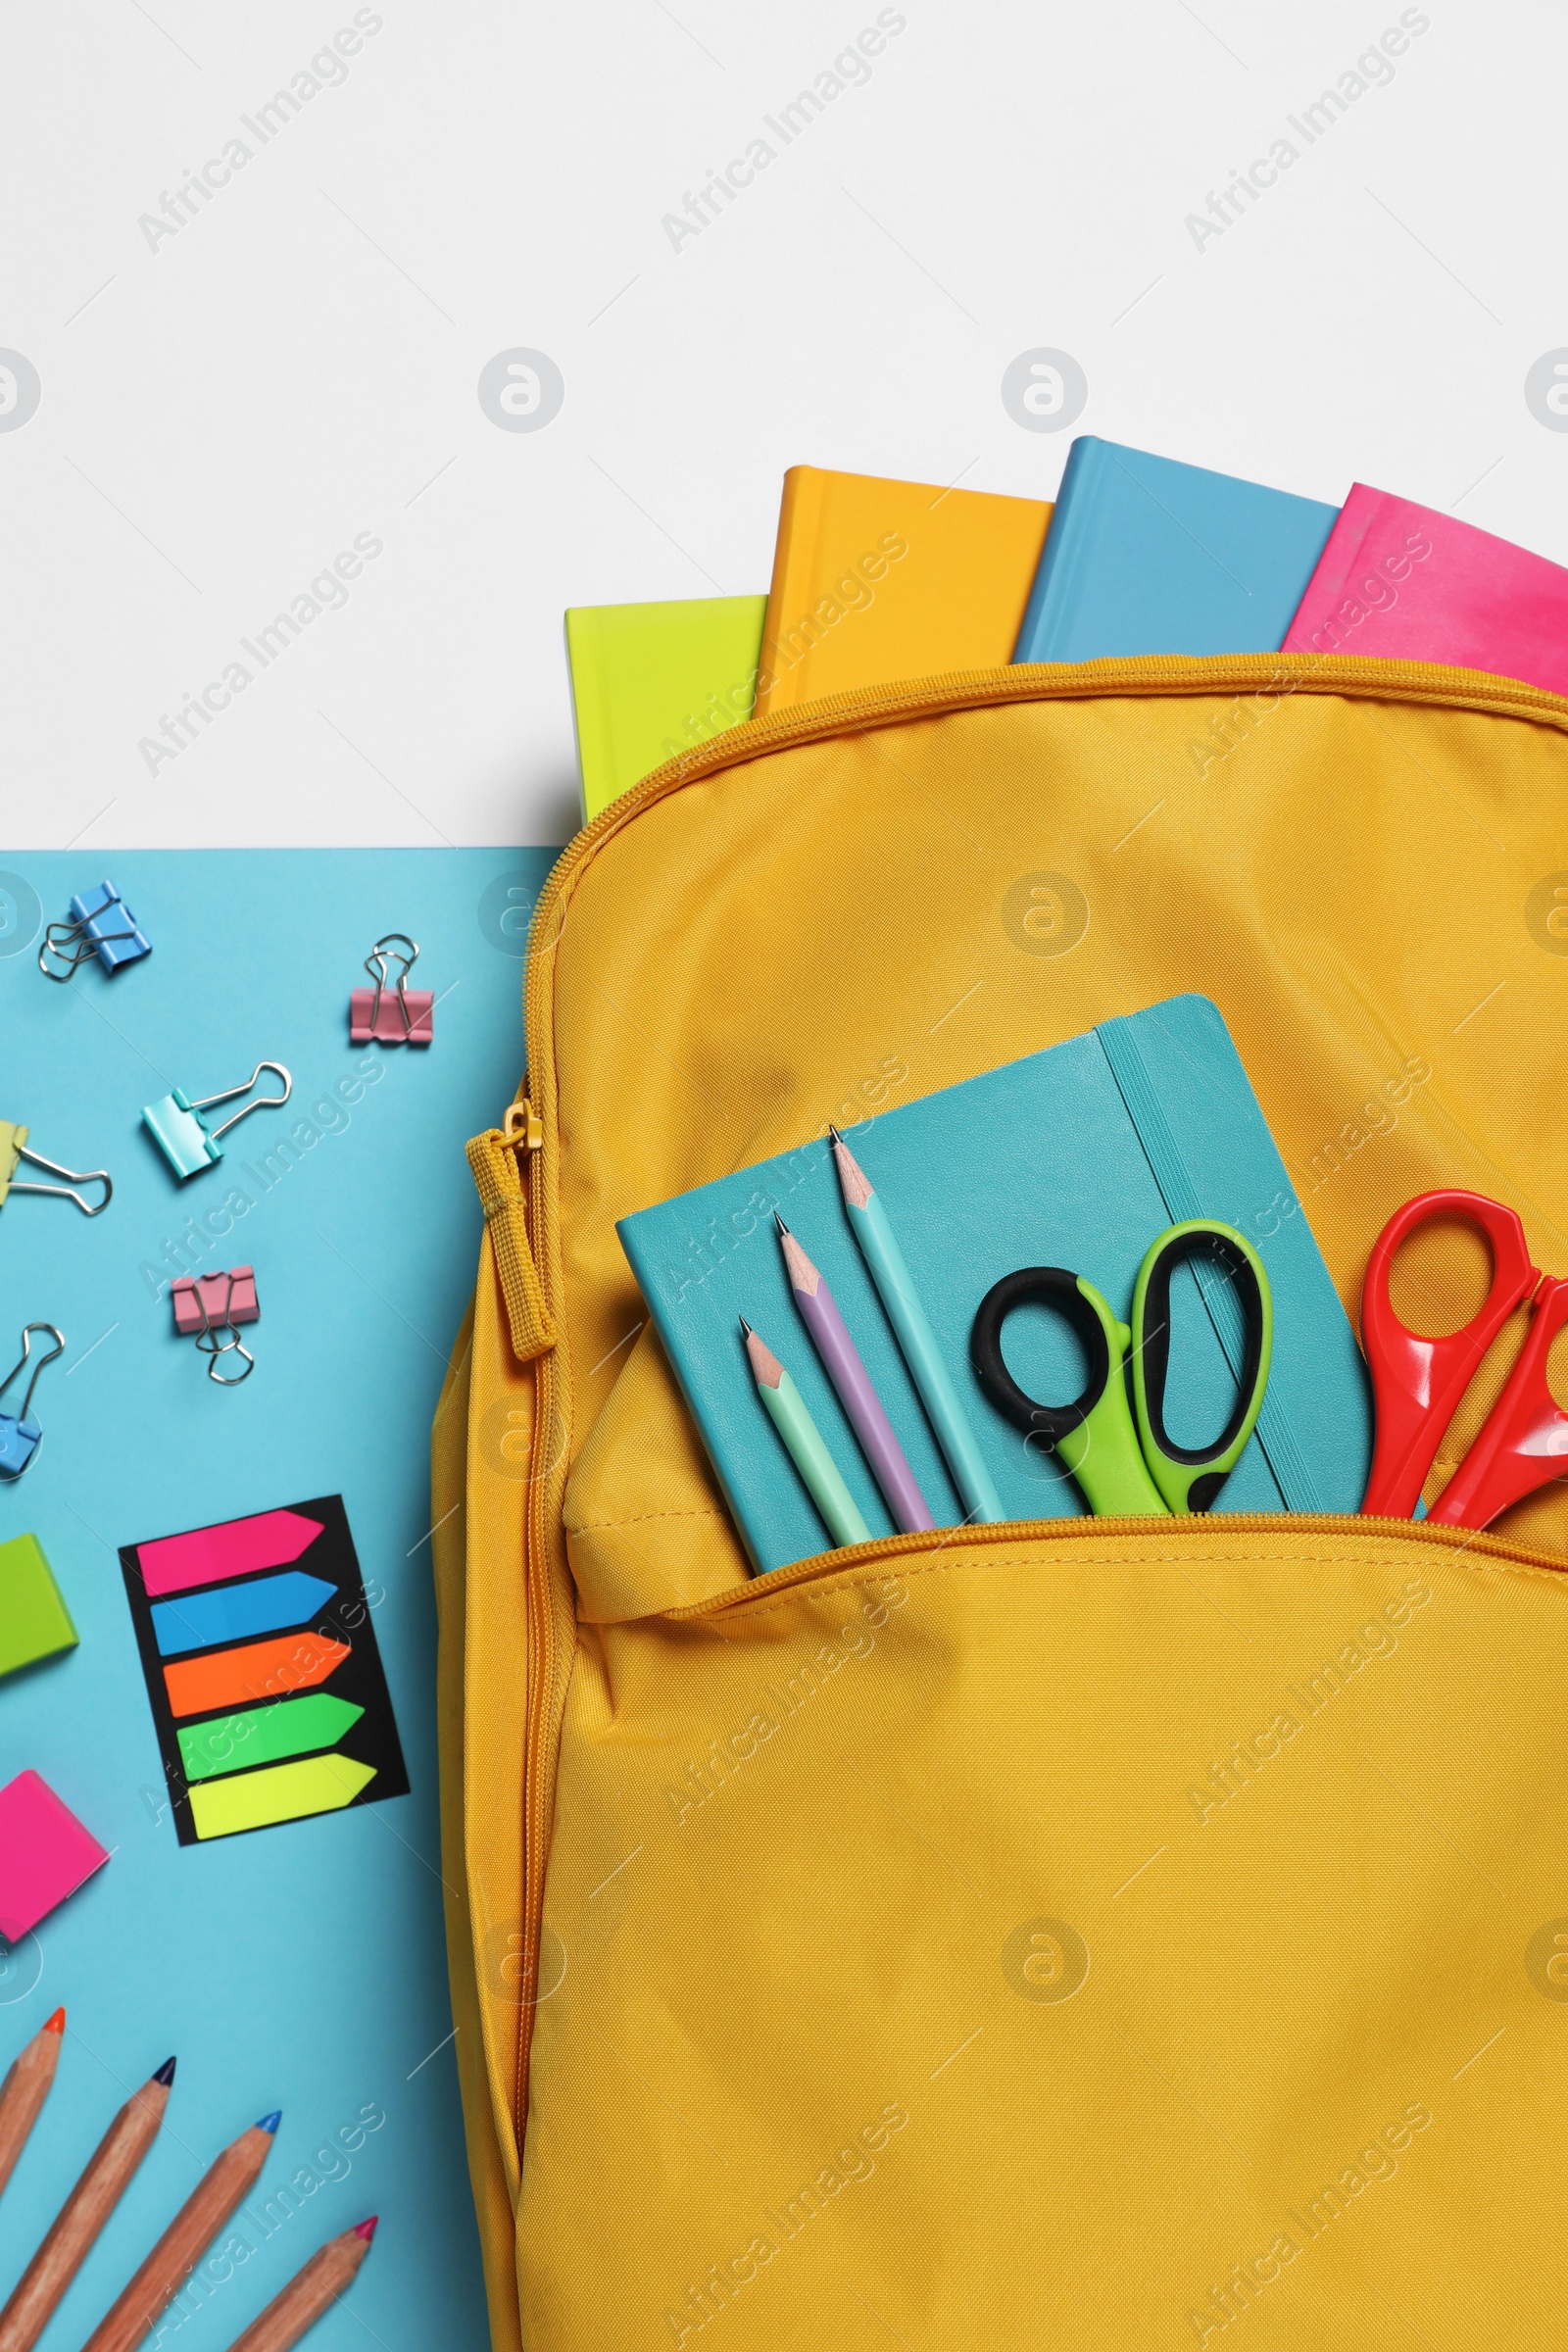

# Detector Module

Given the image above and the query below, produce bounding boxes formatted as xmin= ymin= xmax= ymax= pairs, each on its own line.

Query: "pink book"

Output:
xmin=1281 ymin=483 xmax=1568 ymax=698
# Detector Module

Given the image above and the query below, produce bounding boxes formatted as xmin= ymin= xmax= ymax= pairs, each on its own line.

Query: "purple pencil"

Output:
xmin=775 ymin=1216 xmax=935 ymax=1533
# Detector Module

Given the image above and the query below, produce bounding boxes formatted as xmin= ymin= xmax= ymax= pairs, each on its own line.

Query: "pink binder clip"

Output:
xmin=350 ymin=932 xmax=432 ymax=1047
xmin=171 ymin=1267 xmax=259 ymax=1384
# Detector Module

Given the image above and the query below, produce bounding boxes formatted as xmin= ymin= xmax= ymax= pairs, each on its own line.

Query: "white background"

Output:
xmin=3 ymin=0 xmax=1563 ymax=852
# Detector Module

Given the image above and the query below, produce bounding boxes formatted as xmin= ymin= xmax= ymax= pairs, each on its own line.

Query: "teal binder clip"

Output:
xmin=143 ymin=1060 xmax=292 ymax=1181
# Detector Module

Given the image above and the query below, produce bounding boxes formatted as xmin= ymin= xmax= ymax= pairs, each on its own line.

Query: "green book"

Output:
xmin=0 ymin=1533 xmax=78 ymax=1678
xmin=564 ymin=595 xmax=766 ymax=824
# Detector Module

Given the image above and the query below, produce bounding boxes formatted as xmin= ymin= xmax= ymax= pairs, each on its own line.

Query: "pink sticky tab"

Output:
xmin=349 ymin=988 xmax=433 ymax=1046
xmin=136 ymin=1506 xmax=324 ymax=1596
xmin=171 ymin=1267 xmax=260 ymax=1336
xmin=0 ymin=1770 xmax=111 ymax=1940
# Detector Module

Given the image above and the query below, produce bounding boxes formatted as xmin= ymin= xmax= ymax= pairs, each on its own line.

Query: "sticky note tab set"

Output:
xmin=119 ymin=1496 xmax=408 ymax=1843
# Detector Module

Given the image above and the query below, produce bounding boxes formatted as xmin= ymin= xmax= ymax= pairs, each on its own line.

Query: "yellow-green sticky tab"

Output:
xmin=0 ymin=1532 xmax=78 ymax=1678
xmin=188 ymin=1753 xmax=376 ymax=1839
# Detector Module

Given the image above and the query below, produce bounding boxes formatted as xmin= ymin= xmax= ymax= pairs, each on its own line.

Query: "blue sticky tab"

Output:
xmin=143 ymin=1089 xmax=219 ymax=1181
xmin=71 ymin=880 xmax=151 ymax=976
xmin=150 ymin=1571 xmax=337 ymax=1657
xmin=0 ymin=1415 xmax=41 ymax=1480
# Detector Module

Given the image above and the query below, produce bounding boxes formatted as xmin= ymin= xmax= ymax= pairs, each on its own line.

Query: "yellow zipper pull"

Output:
xmin=503 ymin=1095 xmax=543 ymax=1152
xmin=466 ymin=1105 xmax=556 ymax=1360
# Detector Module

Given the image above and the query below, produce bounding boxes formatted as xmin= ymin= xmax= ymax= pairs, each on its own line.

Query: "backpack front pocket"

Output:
xmin=515 ymin=1514 xmax=1568 ymax=2349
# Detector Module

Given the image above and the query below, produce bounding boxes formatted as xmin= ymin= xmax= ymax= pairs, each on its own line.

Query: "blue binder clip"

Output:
xmin=39 ymin=879 xmax=151 ymax=981
xmin=0 ymin=1323 xmax=64 ymax=1481
xmin=143 ymin=1059 xmax=292 ymax=1181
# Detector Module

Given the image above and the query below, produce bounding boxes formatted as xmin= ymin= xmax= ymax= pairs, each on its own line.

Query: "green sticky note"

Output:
xmin=188 ymin=1753 xmax=376 ymax=1840
xmin=0 ymin=1535 xmax=78 ymax=1679
xmin=177 ymin=1693 xmax=365 ymax=1783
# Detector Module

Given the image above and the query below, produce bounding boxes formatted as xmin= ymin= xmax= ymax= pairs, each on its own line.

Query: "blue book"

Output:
xmin=618 ymin=995 xmax=1371 ymax=1574
xmin=1012 ymin=437 xmax=1340 ymax=664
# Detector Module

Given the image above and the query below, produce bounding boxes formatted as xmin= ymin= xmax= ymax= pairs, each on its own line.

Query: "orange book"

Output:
xmin=754 ymin=465 xmax=1052 ymax=716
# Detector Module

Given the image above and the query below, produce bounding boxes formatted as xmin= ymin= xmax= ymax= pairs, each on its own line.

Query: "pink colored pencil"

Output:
xmin=220 ymin=2219 xmax=377 ymax=2352
xmin=776 ymin=1217 xmax=933 ymax=1532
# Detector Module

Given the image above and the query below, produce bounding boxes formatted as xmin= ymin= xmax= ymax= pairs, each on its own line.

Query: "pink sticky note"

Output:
xmin=171 ymin=1267 xmax=260 ymax=1336
xmin=136 ymin=1507 xmax=324 ymax=1597
xmin=0 ymin=1771 xmax=110 ymax=1940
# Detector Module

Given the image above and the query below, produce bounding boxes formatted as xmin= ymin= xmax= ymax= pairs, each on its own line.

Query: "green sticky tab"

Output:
xmin=0 ymin=1534 xmax=78 ymax=1678
xmin=178 ymin=1693 xmax=366 ymax=1783
xmin=188 ymin=1753 xmax=377 ymax=1839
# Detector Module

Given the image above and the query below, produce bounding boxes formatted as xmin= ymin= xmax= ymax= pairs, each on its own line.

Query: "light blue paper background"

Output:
xmin=0 ymin=850 xmax=555 ymax=2350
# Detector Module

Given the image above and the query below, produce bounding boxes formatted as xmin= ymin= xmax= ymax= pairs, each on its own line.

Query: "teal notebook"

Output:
xmin=617 ymin=995 xmax=1372 ymax=1574
xmin=1011 ymin=437 xmax=1340 ymax=664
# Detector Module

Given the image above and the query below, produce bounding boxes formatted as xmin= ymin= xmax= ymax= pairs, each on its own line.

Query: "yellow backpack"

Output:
xmin=432 ymin=654 xmax=1568 ymax=2349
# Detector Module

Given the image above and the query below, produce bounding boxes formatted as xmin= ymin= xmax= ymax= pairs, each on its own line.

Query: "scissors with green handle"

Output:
xmin=968 ymin=1219 xmax=1273 ymax=1516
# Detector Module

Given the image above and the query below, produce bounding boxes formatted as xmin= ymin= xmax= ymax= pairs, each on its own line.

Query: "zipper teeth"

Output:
xmin=671 ymin=1509 xmax=1568 ymax=1620
xmin=515 ymin=1132 xmax=556 ymax=2149
xmin=508 ymin=650 xmax=1568 ymax=2153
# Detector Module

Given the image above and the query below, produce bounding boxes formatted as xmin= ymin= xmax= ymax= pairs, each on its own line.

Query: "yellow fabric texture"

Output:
xmin=437 ymin=654 xmax=1568 ymax=2349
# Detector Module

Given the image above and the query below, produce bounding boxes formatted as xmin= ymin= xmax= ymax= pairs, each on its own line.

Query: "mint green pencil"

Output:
xmin=829 ymin=1128 xmax=1005 ymax=1525
xmin=741 ymin=1319 xmax=871 ymax=1550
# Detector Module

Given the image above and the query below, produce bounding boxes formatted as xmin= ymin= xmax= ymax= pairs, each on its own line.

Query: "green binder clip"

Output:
xmin=143 ymin=1060 xmax=292 ymax=1181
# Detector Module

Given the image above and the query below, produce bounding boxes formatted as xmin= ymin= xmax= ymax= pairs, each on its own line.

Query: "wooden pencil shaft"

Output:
xmin=81 ymin=2127 xmax=273 ymax=2352
xmin=0 ymin=2029 xmax=63 ymax=2202
xmin=221 ymin=2233 xmax=369 ymax=2352
xmin=0 ymin=2083 xmax=168 ymax=2352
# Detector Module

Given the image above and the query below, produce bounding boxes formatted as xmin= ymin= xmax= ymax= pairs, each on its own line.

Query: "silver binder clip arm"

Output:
xmin=193 ymin=1273 xmax=255 ymax=1386
xmin=365 ymin=934 xmax=419 ymax=1041
xmin=0 ymin=1322 xmax=65 ymax=1475
xmin=190 ymin=1061 xmax=293 ymax=1144
xmin=38 ymin=920 xmax=141 ymax=983
xmin=8 ymin=1144 xmax=113 ymax=1217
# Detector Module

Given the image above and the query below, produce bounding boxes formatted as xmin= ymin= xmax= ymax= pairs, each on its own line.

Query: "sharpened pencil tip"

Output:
xmin=829 ymin=1128 xmax=873 ymax=1208
xmin=153 ymin=2056 xmax=176 ymax=2086
xmin=742 ymin=1321 xmax=784 ymax=1390
xmin=773 ymin=1211 xmax=789 ymax=1235
xmin=256 ymin=2111 xmax=282 ymax=2134
xmin=44 ymin=2007 xmax=65 ymax=2034
xmin=738 ymin=1315 xmax=753 ymax=1337
xmin=828 ymin=1124 xmax=843 ymax=1146
xmin=356 ymin=2217 xmax=379 ymax=2240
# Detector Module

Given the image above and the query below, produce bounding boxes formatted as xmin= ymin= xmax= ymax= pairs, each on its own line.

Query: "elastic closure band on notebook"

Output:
xmin=1097 ymin=1013 xmax=1320 ymax=1511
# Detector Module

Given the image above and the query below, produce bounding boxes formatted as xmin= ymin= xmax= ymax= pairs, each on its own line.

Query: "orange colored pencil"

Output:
xmin=220 ymin=2219 xmax=377 ymax=2352
xmin=80 ymin=2111 xmax=280 ymax=2352
xmin=0 ymin=2008 xmax=65 ymax=2202
xmin=0 ymin=2056 xmax=174 ymax=2352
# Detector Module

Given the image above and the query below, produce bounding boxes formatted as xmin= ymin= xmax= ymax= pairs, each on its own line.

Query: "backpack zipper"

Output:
xmin=503 ymin=650 xmax=1568 ymax=2150
xmin=668 ymin=1509 xmax=1568 ymax=1624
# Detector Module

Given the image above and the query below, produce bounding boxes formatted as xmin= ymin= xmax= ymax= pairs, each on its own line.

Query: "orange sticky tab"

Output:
xmin=163 ymin=1632 xmax=350 ymax=1718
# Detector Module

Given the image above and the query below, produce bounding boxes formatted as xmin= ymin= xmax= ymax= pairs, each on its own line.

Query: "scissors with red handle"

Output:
xmin=1361 ymin=1189 xmax=1568 ymax=1531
